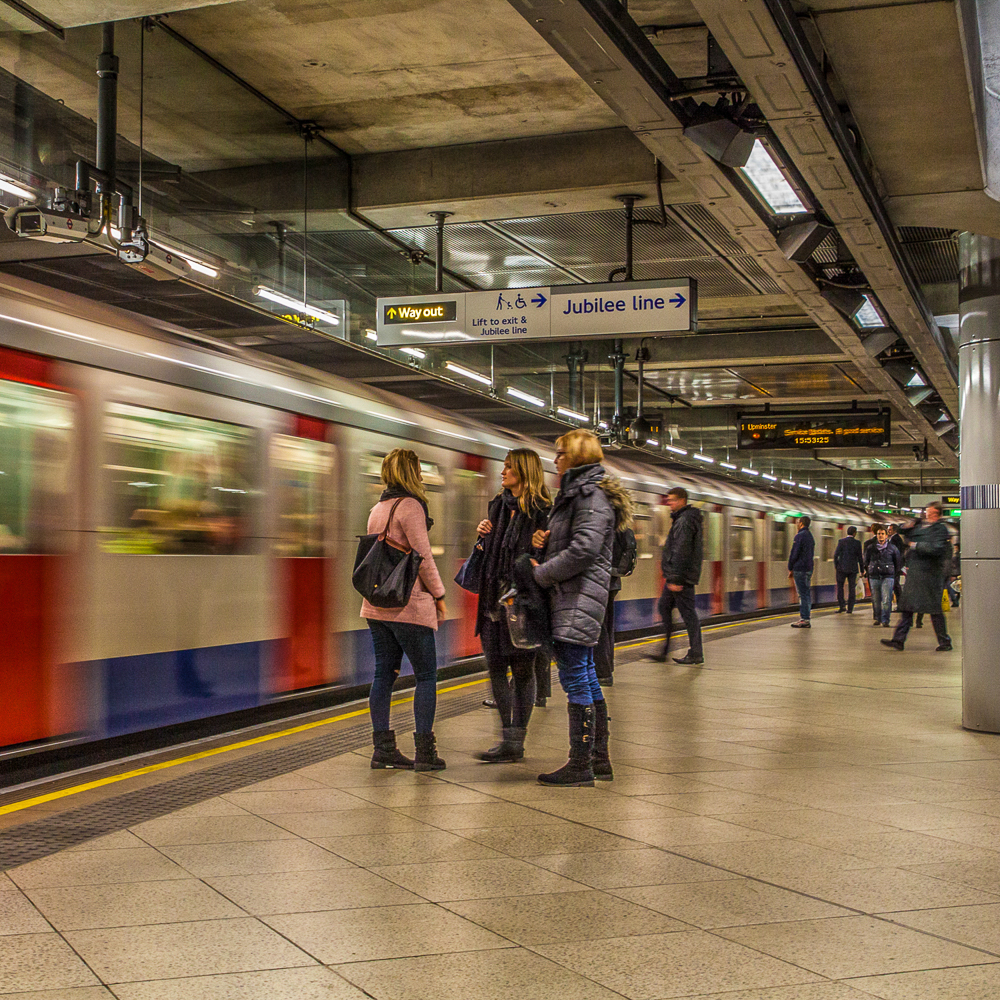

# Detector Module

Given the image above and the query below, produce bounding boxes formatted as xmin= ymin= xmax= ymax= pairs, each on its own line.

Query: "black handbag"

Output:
xmin=352 ymin=499 xmax=424 ymax=608
xmin=454 ymin=538 xmax=486 ymax=593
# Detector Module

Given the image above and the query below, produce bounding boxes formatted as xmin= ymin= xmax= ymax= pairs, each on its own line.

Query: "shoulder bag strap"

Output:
xmin=379 ymin=498 xmax=414 ymax=553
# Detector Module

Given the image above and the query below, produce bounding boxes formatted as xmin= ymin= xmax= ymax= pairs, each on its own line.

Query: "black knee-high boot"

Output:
xmin=591 ymin=700 xmax=613 ymax=780
xmin=538 ymin=704 xmax=594 ymax=786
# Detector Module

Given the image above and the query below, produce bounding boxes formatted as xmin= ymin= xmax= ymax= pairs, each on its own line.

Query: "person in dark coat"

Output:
xmin=887 ymin=523 xmax=906 ymax=607
xmin=788 ymin=516 xmax=816 ymax=627
xmin=594 ymin=475 xmax=635 ymax=686
xmin=531 ymin=429 xmax=616 ymax=787
xmin=833 ymin=526 xmax=865 ymax=613
xmin=865 ymin=525 xmax=902 ymax=627
xmin=648 ymin=487 xmax=704 ymax=664
xmin=881 ymin=502 xmax=953 ymax=651
xmin=473 ymin=449 xmax=551 ymax=764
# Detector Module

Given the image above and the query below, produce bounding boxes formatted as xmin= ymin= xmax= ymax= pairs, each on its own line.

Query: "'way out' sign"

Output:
xmin=376 ymin=279 xmax=696 ymax=346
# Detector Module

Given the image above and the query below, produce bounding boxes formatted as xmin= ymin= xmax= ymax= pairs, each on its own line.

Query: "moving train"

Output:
xmin=0 ymin=273 xmax=870 ymax=754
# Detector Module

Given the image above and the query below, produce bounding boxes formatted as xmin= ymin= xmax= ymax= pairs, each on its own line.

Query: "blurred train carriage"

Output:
xmin=0 ymin=274 xmax=868 ymax=754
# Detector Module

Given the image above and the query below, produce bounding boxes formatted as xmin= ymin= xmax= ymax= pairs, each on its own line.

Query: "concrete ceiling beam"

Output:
xmin=688 ymin=0 xmax=958 ymax=416
xmin=505 ymin=0 xmax=956 ymax=471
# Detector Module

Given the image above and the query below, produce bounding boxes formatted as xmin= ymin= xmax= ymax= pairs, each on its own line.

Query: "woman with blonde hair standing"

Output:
xmin=474 ymin=448 xmax=551 ymax=763
xmin=362 ymin=448 xmax=448 ymax=771
xmin=532 ymin=429 xmax=616 ymax=786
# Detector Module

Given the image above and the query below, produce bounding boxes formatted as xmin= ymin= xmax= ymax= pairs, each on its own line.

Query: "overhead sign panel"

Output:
xmin=737 ymin=410 xmax=891 ymax=450
xmin=376 ymin=279 xmax=696 ymax=346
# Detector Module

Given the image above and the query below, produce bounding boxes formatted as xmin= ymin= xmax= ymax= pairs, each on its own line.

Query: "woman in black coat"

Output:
xmin=474 ymin=449 xmax=551 ymax=763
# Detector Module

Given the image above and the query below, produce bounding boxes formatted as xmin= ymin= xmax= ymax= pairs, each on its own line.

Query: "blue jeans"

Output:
xmin=553 ymin=640 xmax=604 ymax=706
xmin=870 ymin=576 xmax=894 ymax=624
xmin=792 ymin=571 xmax=813 ymax=621
xmin=367 ymin=619 xmax=438 ymax=734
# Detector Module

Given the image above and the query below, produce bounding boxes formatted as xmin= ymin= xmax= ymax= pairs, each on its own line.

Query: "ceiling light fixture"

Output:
xmin=831 ymin=491 xmax=844 ymax=498
xmin=762 ymin=473 xmax=777 ymax=481
xmin=665 ymin=445 xmax=687 ymax=455
xmin=445 ymin=361 xmax=492 ymax=386
xmin=693 ymin=453 xmax=714 ymax=463
xmin=254 ymin=286 xmax=340 ymax=325
xmin=365 ymin=330 xmax=378 ymax=342
xmin=740 ymin=140 xmax=807 ymax=214
xmin=781 ymin=479 xmax=795 ymax=486
xmin=741 ymin=467 xmax=760 ymax=476
xmin=646 ymin=438 xmax=659 ymax=447
xmin=0 ymin=173 xmax=35 ymax=200
xmin=846 ymin=494 xmax=859 ymax=501
xmin=720 ymin=461 xmax=737 ymax=470
xmin=400 ymin=347 xmax=425 ymax=359
xmin=557 ymin=406 xmax=589 ymax=423
xmin=507 ymin=386 xmax=546 ymax=407
xmin=815 ymin=487 xmax=828 ymax=494
xmin=854 ymin=294 xmax=886 ymax=329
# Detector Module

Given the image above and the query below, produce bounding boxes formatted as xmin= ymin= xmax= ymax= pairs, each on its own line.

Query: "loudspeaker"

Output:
xmin=683 ymin=112 xmax=755 ymax=168
xmin=776 ymin=220 xmax=833 ymax=262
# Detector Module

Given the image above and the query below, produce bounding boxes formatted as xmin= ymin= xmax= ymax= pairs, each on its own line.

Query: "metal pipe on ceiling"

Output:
xmin=96 ymin=22 xmax=118 ymax=199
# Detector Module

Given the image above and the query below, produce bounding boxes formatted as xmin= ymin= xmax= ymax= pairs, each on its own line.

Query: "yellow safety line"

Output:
xmin=0 ymin=611 xmax=812 ymax=818
xmin=620 ymin=610 xmax=803 ymax=649
xmin=0 ymin=677 xmax=488 ymax=818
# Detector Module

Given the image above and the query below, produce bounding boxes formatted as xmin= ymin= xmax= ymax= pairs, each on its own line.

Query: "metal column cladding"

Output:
xmin=958 ymin=232 xmax=1000 ymax=732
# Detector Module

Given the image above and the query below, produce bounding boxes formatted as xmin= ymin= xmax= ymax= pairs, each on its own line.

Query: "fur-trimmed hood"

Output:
xmin=599 ymin=474 xmax=635 ymax=532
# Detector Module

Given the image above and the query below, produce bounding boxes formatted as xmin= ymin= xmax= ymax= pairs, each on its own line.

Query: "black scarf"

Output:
xmin=380 ymin=486 xmax=433 ymax=529
xmin=482 ymin=490 xmax=525 ymax=611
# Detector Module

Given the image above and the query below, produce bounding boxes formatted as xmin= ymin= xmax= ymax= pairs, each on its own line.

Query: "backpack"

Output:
xmin=612 ymin=527 xmax=637 ymax=578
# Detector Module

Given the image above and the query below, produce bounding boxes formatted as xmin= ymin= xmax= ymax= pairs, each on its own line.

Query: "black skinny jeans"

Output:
xmin=481 ymin=617 xmax=536 ymax=729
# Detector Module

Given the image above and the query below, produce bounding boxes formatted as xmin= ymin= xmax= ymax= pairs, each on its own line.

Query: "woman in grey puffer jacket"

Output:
xmin=532 ymin=429 xmax=616 ymax=787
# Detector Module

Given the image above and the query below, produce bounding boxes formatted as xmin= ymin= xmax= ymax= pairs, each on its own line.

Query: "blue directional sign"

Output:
xmin=376 ymin=278 xmax=696 ymax=346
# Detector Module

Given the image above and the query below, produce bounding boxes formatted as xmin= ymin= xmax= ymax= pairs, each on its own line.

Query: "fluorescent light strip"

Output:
xmin=445 ymin=361 xmax=492 ymax=386
xmin=693 ymin=453 xmax=714 ymax=463
xmin=762 ymin=473 xmax=777 ymax=481
xmin=720 ymin=462 xmax=736 ymax=470
xmin=0 ymin=174 xmax=35 ymax=200
xmin=151 ymin=240 xmax=219 ymax=277
xmin=815 ymin=488 xmax=828 ymax=494
xmin=854 ymin=294 xmax=884 ymax=329
xmin=780 ymin=479 xmax=795 ymax=486
xmin=646 ymin=438 xmax=659 ymax=447
xmin=740 ymin=140 xmax=807 ymax=215
xmin=741 ymin=467 xmax=760 ymax=476
xmin=365 ymin=330 xmax=378 ymax=341
xmin=799 ymin=484 xmax=812 ymax=490
xmin=846 ymin=494 xmax=859 ymax=501
xmin=831 ymin=491 xmax=844 ymax=498
xmin=507 ymin=386 xmax=546 ymax=407
xmin=400 ymin=347 xmax=425 ymax=359
xmin=556 ymin=406 xmax=589 ymax=423
xmin=665 ymin=445 xmax=687 ymax=455
xmin=254 ymin=286 xmax=340 ymax=325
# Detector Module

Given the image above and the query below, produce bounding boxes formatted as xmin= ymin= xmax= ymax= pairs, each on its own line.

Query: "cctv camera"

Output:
xmin=4 ymin=205 xmax=90 ymax=243
xmin=119 ymin=241 xmax=192 ymax=281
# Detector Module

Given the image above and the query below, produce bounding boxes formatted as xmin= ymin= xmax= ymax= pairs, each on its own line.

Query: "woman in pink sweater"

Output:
xmin=362 ymin=448 xmax=448 ymax=771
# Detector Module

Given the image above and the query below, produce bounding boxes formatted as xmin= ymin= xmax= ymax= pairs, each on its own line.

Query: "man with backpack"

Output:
xmin=648 ymin=487 xmax=704 ymax=665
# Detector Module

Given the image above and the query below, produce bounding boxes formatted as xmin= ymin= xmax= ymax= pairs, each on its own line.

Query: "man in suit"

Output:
xmin=833 ymin=526 xmax=865 ymax=613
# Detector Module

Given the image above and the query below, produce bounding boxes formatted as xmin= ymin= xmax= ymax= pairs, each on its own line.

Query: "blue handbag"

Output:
xmin=454 ymin=538 xmax=485 ymax=593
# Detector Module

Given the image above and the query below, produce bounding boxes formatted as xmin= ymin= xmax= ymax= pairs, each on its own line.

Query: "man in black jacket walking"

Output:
xmin=649 ymin=487 xmax=705 ymax=665
xmin=833 ymin=526 xmax=864 ymax=613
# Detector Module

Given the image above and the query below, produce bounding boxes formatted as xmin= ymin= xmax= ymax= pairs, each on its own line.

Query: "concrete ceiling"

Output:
xmin=0 ymin=0 xmax=982 ymax=502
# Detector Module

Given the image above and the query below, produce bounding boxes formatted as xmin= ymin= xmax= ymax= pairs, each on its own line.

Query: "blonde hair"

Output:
xmin=381 ymin=448 xmax=427 ymax=503
xmin=556 ymin=428 xmax=604 ymax=468
xmin=506 ymin=448 xmax=552 ymax=514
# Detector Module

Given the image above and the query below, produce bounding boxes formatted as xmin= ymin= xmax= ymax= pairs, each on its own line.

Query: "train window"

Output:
xmin=652 ymin=504 xmax=671 ymax=550
xmin=271 ymin=435 xmax=334 ymax=556
xmin=632 ymin=501 xmax=654 ymax=560
xmin=702 ymin=508 xmax=723 ymax=562
xmin=101 ymin=403 xmax=257 ymax=554
xmin=0 ymin=380 xmax=74 ymax=553
xmin=770 ymin=519 xmax=789 ymax=560
xmin=730 ymin=515 xmax=754 ymax=562
xmin=821 ymin=527 xmax=836 ymax=561
xmin=454 ymin=467 xmax=489 ymax=554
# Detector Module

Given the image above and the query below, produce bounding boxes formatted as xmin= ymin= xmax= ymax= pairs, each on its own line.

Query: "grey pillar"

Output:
xmin=959 ymin=232 xmax=1000 ymax=731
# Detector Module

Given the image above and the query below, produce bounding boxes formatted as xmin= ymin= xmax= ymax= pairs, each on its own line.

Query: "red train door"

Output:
xmin=274 ymin=415 xmax=331 ymax=692
xmin=0 ymin=346 xmax=75 ymax=747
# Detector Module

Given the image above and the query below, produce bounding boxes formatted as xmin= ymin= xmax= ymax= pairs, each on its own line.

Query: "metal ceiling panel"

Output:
xmin=728 ymin=363 xmax=861 ymax=397
xmin=572 ymin=258 xmax=756 ymax=298
xmin=645 ymin=367 xmax=768 ymax=402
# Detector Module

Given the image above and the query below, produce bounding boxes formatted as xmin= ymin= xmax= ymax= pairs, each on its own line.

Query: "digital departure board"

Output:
xmin=737 ymin=410 xmax=891 ymax=450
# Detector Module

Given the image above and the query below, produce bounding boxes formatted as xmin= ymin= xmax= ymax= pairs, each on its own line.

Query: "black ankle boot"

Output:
xmin=538 ymin=704 xmax=594 ymax=787
xmin=591 ymin=700 xmax=613 ymax=781
xmin=370 ymin=730 xmax=414 ymax=770
xmin=413 ymin=732 xmax=446 ymax=771
xmin=476 ymin=727 xmax=526 ymax=763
